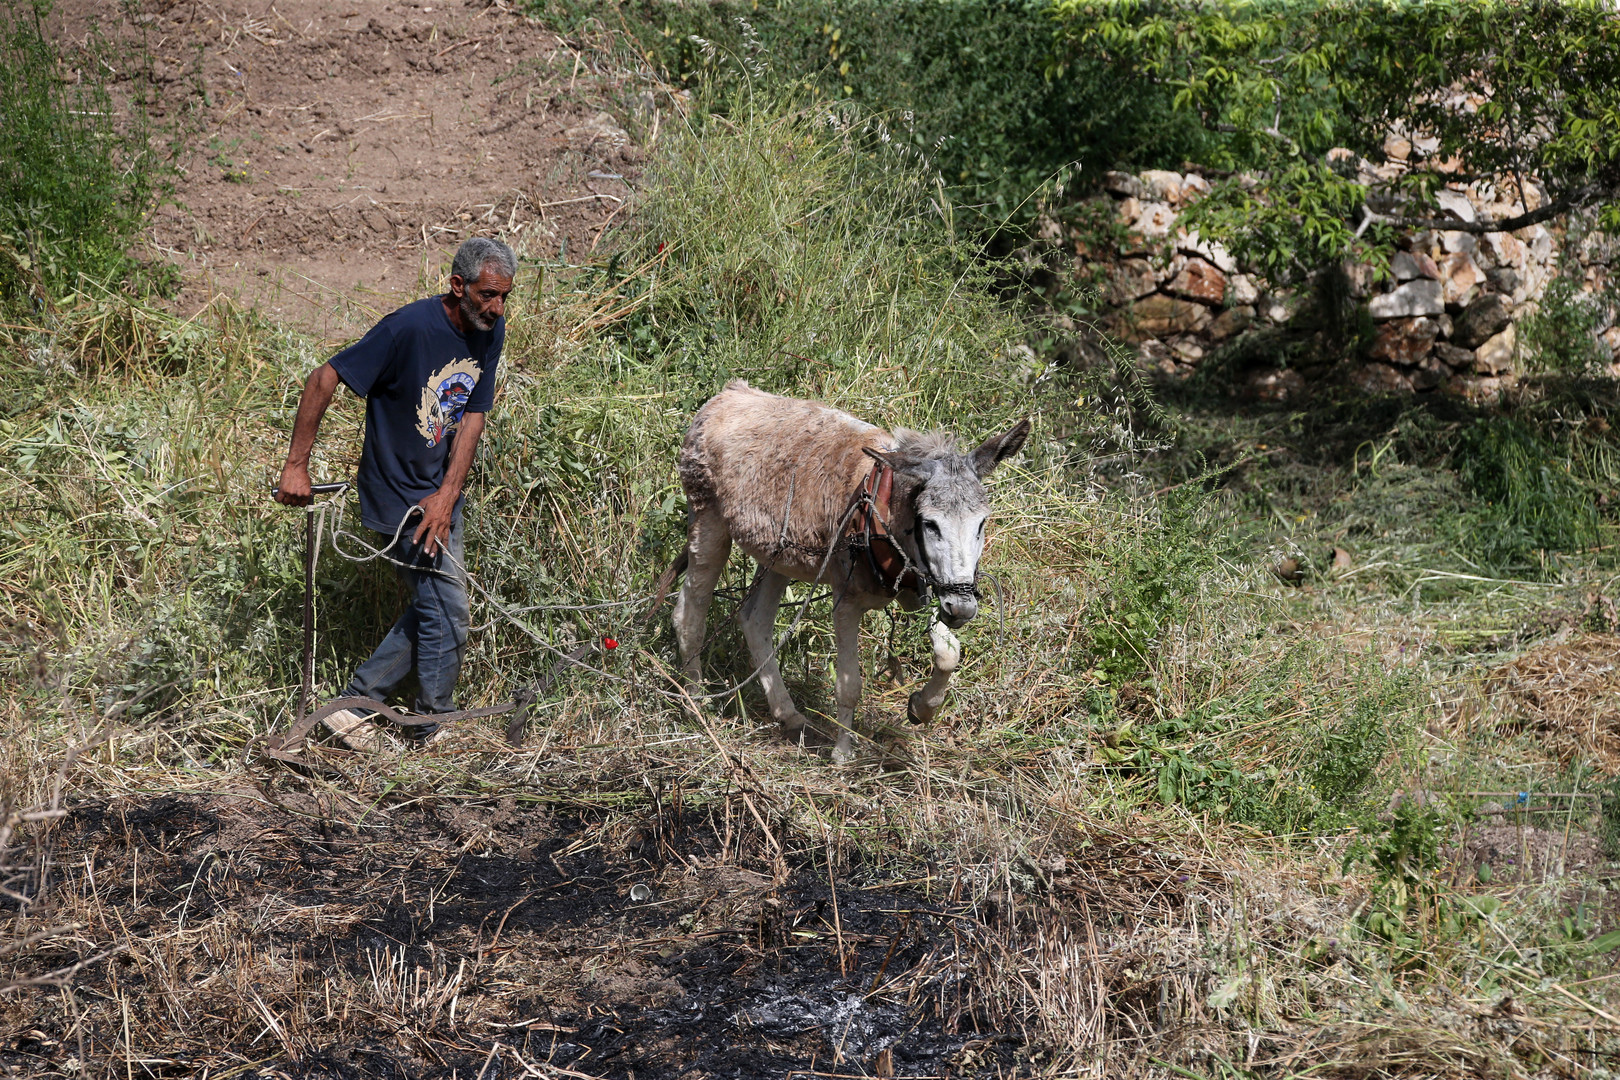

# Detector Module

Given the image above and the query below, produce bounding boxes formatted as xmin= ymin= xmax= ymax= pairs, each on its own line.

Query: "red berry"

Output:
xmin=602 ymin=636 xmax=619 ymax=650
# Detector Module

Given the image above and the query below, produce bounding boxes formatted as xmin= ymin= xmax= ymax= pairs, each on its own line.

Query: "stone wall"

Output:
xmin=1070 ymin=164 xmax=1619 ymax=400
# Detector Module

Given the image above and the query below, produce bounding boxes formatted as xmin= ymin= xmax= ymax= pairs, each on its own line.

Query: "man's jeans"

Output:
xmin=343 ymin=516 xmax=469 ymax=727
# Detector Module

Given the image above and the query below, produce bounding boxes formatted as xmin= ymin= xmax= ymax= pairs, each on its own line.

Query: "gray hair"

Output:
xmin=451 ymin=237 xmax=517 ymax=284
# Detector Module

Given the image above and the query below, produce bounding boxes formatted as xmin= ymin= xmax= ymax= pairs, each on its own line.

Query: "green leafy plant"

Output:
xmin=1455 ymin=416 xmax=1602 ymax=567
xmin=0 ymin=2 xmax=164 ymax=312
xmin=1052 ymin=0 xmax=1620 ymax=278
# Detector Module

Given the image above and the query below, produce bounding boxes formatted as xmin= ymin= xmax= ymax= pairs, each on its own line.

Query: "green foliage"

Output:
xmin=1098 ymin=652 xmax=1414 ymax=837
xmin=1052 ymin=0 xmax=1620 ymax=275
xmin=1084 ymin=488 xmax=1221 ymax=682
xmin=0 ymin=2 xmax=163 ymax=312
xmin=540 ymin=0 xmax=1215 ymax=233
xmin=1521 ymin=272 xmax=1616 ymax=377
xmin=1455 ymin=416 xmax=1602 ymax=566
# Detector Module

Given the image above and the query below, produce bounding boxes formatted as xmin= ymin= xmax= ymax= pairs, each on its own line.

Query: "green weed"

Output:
xmin=1455 ymin=416 xmax=1602 ymax=568
xmin=0 ymin=2 xmax=165 ymax=312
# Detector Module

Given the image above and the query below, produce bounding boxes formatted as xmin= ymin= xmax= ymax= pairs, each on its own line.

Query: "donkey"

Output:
xmin=671 ymin=380 xmax=1029 ymax=763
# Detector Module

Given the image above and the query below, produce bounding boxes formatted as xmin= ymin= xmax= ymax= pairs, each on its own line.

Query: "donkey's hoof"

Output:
xmin=831 ymin=739 xmax=858 ymax=766
xmin=907 ymin=691 xmax=936 ymax=726
xmin=779 ymin=712 xmax=811 ymax=739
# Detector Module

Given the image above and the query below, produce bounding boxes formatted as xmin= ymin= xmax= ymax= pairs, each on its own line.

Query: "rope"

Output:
xmin=297 ymin=481 xmax=890 ymax=712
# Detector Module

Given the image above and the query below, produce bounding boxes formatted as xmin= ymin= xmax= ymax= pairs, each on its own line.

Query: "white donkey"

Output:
xmin=671 ymin=380 xmax=1029 ymax=763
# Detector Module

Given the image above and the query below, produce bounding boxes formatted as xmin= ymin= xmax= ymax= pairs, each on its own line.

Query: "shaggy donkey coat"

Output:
xmin=674 ymin=380 xmax=1029 ymax=763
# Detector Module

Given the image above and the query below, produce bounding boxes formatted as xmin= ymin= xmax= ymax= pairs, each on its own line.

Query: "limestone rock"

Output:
xmin=1454 ymin=293 xmax=1513 ymax=348
xmin=1166 ymin=257 xmax=1227 ymax=304
xmin=1435 ymin=312 xmax=1454 ymax=339
xmin=1115 ymin=196 xmax=1141 ymax=226
xmin=1128 ymin=294 xmax=1211 ymax=337
xmin=1104 ymin=171 xmax=1145 ymax=199
xmin=1473 ymin=323 xmax=1517 ymax=375
xmin=1140 ymin=170 xmax=1184 ymax=205
xmin=1246 ymin=368 xmax=1305 ymax=402
xmin=1485 ymin=267 xmax=1520 ymax=295
xmin=1447 ymin=374 xmax=1509 ymax=402
xmin=1133 ymin=202 xmax=1175 ymax=239
xmin=1208 ymin=305 xmax=1255 ymax=341
xmin=1369 ymin=278 xmax=1444 ymax=320
xmin=1441 ymin=231 xmax=1478 ymax=254
xmin=1228 ymin=274 xmax=1260 ymax=306
xmin=1181 ymin=173 xmax=1212 ymax=203
xmin=1441 ymin=252 xmax=1483 ymax=306
xmin=1603 ymin=326 xmax=1620 ymax=360
xmin=1413 ymin=356 xmax=1452 ymax=391
xmin=1384 ymin=134 xmax=1412 ymax=161
xmin=1434 ymin=189 xmax=1477 ymax=223
xmin=1434 ymin=342 xmax=1475 ymax=369
xmin=1370 ymin=317 xmax=1439 ymax=366
xmin=1106 ymin=259 xmax=1158 ymax=305
xmin=1351 ymin=362 xmax=1415 ymax=395
xmin=1175 ymin=228 xmax=1237 ymax=273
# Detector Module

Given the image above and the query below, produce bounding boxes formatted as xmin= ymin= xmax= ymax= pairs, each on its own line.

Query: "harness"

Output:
xmin=846 ymin=457 xmax=980 ymax=604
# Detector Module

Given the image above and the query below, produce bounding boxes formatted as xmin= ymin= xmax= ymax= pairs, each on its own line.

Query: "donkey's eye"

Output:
xmin=923 ymin=518 xmax=941 ymax=535
xmin=977 ymin=519 xmax=986 ymax=535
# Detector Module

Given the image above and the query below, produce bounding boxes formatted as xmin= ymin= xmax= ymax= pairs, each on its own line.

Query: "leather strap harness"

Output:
xmin=846 ymin=458 xmax=980 ymax=603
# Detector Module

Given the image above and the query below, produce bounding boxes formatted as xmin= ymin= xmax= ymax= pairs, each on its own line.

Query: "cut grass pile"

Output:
xmin=4 ymin=91 xmax=1620 ymax=1077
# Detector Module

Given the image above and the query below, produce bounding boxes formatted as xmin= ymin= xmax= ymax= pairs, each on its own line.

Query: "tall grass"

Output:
xmin=0 ymin=2 xmax=164 ymax=312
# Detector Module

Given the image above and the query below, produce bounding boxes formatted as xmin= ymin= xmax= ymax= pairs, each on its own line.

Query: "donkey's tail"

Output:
xmin=643 ymin=550 xmax=689 ymax=623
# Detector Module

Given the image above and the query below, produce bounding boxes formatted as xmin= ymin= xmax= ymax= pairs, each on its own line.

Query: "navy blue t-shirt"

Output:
xmin=328 ymin=296 xmax=503 ymax=532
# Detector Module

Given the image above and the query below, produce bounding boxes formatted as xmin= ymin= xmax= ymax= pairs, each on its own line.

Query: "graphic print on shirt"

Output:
xmin=416 ymin=358 xmax=481 ymax=448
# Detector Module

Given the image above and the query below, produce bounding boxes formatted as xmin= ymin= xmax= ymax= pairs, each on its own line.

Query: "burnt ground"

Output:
xmin=53 ymin=0 xmax=652 ymax=340
xmin=0 ymin=790 xmax=1036 ymax=1079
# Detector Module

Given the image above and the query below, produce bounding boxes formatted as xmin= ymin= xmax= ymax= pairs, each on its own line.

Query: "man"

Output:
xmin=274 ymin=237 xmax=515 ymax=749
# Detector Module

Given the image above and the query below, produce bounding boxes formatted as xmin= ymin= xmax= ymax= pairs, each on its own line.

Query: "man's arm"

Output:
xmin=274 ymin=362 xmax=342 ymax=506
xmin=413 ymin=410 xmax=486 ymax=556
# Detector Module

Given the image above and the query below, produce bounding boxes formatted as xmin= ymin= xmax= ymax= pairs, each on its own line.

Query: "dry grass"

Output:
xmin=1484 ymin=633 xmax=1620 ymax=774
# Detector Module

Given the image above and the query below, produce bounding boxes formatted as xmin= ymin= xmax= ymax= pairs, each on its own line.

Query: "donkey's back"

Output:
xmin=678 ymin=380 xmax=883 ymax=577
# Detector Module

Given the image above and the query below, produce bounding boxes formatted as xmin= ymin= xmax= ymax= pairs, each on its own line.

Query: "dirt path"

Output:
xmin=58 ymin=0 xmax=646 ymax=340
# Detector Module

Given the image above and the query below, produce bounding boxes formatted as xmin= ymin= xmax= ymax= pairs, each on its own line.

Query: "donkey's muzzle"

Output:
xmin=937 ymin=589 xmax=978 ymax=628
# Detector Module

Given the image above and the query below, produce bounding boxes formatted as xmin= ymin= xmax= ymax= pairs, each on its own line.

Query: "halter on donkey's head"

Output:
xmin=844 ymin=419 xmax=1032 ymax=624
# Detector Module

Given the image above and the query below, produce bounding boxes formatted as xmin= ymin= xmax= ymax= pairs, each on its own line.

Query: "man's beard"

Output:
xmin=460 ymin=292 xmax=495 ymax=332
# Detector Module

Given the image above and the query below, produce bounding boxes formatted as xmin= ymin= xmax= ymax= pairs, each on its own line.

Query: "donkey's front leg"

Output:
xmin=907 ymin=619 xmax=962 ymax=725
xmin=831 ymin=600 xmax=867 ymax=765
xmin=739 ymin=568 xmax=811 ymax=738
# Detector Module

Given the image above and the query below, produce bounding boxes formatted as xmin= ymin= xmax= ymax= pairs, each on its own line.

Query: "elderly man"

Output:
xmin=275 ymin=237 xmax=515 ymax=748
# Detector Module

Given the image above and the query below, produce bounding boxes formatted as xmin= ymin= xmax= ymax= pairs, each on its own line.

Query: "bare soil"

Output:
xmin=55 ymin=0 xmax=647 ymax=340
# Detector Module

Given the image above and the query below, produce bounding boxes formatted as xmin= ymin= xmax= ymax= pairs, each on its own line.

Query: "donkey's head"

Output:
xmin=867 ymin=419 xmax=1030 ymax=628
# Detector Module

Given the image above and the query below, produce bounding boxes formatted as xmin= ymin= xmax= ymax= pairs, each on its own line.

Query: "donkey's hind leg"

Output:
xmin=907 ymin=619 xmax=962 ymax=725
xmin=739 ymin=568 xmax=811 ymax=738
xmin=673 ymin=505 xmax=731 ymax=681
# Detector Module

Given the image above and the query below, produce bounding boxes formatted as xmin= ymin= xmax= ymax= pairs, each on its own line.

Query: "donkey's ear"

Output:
xmin=864 ymin=445 xmax=937 ymax=481
xmin=970 ymin=418 xmax=1031 ymax=478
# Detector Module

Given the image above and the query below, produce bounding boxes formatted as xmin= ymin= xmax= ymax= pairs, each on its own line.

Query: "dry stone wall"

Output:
xmin=1074 ymin=165 xmax=1619 ymax=400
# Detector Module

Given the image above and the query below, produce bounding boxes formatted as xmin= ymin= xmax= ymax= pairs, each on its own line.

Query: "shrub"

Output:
xmin=0 ymin=2 xmax=163 ymax=312
xmin=538 ymin=0 xmax=1214 ymax=234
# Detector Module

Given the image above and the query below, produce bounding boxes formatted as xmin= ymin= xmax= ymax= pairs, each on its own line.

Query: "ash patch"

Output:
xmin=8 ymin=793 xmax=1024 ymax=1079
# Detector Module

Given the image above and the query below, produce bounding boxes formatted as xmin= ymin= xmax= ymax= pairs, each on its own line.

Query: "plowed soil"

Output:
xmin=55 ymin=0 xmax=647 ymax=338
